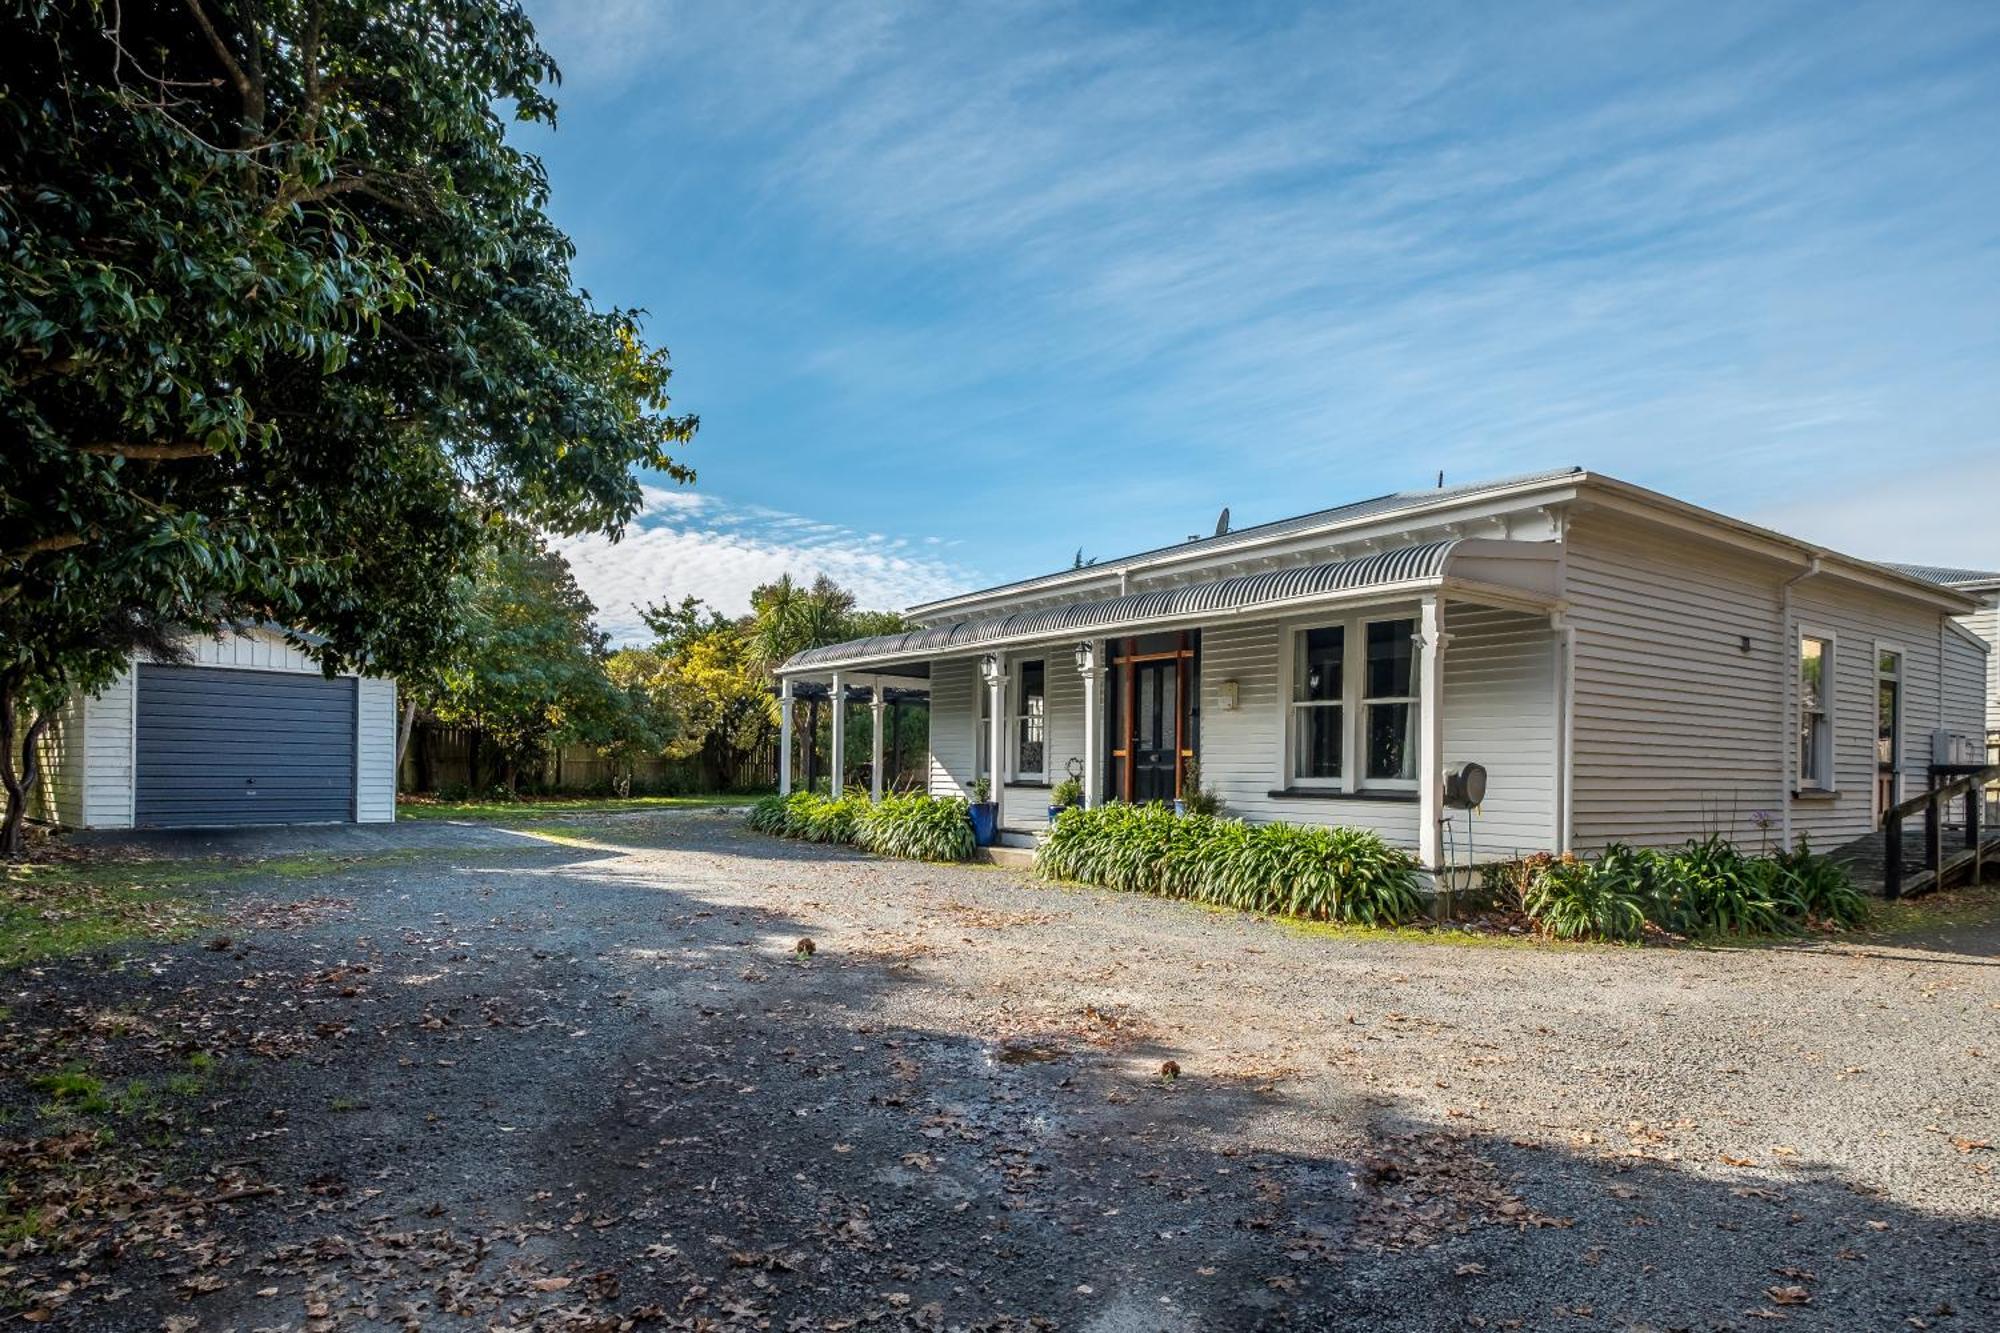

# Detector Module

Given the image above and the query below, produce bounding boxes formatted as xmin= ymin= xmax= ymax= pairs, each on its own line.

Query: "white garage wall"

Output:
xmin=82 ymin=669 xmax=137 ymax=828
xmin=356 ymin=676 xmax=398 ymax=823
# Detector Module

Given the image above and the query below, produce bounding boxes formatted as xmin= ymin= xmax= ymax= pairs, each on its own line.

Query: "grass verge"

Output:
xmin=1 ymin=860 xmax=216 ymax=969
xmin=395 ymin=793 xmax=757 ymax=822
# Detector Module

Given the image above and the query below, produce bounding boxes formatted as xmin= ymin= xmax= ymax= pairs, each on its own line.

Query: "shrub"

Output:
xmin=1503 ymin=837 xmax=1864 ymax=941
xmin=1769 ymin=839 xmax=1869 ymax=928
xmin=746 ymin=793 xmax=790 ymax=836
xmin=797 ymin=792 xmax=869 ymax=845
xmin=1522 ymin=854 xmax=1646 ymax=942
xmin=854 ymin=793 xmax=977 ymax=862
xmin=1036 ymin=803 xmax=1423 ymax=925
xmin=1049 ymin=776 xmax=1084 ymax=810
xmin=1645 ymin=835 xmax=1789 ymax=937
xmin=747 ymin=790 xmax=975 ymax=863
xmin=1178 ymin=758 xmax=1225 ymax=816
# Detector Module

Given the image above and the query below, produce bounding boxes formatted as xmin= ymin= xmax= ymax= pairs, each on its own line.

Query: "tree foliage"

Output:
xmin=0 ymin=0 xmax=696 ymax=849
xmin=417 ymin=527 xmax=643 ymax=791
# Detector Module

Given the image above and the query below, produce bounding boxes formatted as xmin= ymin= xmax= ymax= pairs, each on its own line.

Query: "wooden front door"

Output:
xmin=1106 ymin=632 xmax=1197 ymax=804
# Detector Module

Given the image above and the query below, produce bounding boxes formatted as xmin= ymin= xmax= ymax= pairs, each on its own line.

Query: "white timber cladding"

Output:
xmin=1437 ymin=605 xmax=1558 ymax=859
xmin=83 ymin=669 xmax=137 ymax=828
xmin=1942 ymin=624 xmax=1988 ymax=742
xmin=1562 ymin=511 xmax=1792 ymax=850
xmin=355 ymin=676 xmax=398 ymax=823
xmin=925 ymin=658 xmax=979 ymax=799
xmin=28 ymin=627 xmax=398 ymax=830
xmin=1962 ymin=603 xmax=2000 ymax=732
xmin=29 ymin=692 xmax=88 ymax=827
xmin=1560 ymin=509 xmax=1976 ymax=852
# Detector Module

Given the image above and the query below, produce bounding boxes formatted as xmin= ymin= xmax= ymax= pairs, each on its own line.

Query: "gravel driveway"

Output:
xmin=5 ymin=810 xmax=1996 ymax=1331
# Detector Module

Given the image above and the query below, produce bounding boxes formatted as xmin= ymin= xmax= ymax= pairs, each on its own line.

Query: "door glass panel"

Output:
xmin=1878 ymin=679 xmax=1899 ymax=766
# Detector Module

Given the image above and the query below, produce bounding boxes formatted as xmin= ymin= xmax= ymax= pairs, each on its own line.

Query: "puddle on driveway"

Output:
xmin=994 ymin=1042 xmax=1067 ymax=1065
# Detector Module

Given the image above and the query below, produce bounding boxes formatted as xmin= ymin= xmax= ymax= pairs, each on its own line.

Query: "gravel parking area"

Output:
xmin=4 ymin=810 xmax=1996 ymax=1330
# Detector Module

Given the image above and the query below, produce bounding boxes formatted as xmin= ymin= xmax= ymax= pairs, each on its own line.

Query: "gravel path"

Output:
xmin=5 ymin=810 xmax=1996 ymax=1331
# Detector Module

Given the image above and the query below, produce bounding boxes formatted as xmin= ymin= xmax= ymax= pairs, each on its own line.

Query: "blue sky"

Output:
xmin=519 ymin=1 xmax=2000 ymax=641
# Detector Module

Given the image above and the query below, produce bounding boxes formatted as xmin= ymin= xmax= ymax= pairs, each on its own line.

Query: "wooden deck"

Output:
xmin=1830 ymin=823 xmax=2000 ymax=897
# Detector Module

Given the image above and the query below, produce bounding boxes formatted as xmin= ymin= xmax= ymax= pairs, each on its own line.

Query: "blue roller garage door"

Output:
xmin=135 ymin=665 xmax=357 ymax=827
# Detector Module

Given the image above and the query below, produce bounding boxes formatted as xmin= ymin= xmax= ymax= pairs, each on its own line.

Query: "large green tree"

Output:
xmin=419 ymin=526 xmax=639 ymax=792
xmin=0 ymin=0 xmax=696 ymax=851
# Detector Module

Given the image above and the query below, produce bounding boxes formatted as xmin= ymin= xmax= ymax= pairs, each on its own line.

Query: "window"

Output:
xmin=1014 ymin=660 xmax=1046 ymax=779
xmin=1798 ymin=635 xmax=1833 ymax=790
xmin=1283 ymin=615 xmax=1421 ymax=793
xmin=1876 ymin=650 xmax=1901 ymax=769
xmin=1363 ymin=618 xmax=1419 ymax=785
xmin=1290 ymin=627 xmax=1344 ymax=784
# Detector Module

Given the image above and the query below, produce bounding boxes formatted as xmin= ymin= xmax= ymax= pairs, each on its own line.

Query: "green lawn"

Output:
xmin=1 ymin=860 xmax=214 ymax=969
xmin=395 ymin=793 xmax=761 ymax=822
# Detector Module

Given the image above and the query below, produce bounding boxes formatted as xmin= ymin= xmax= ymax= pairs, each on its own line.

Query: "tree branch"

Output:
xmin=3 ymin=533 xmax=87 ymax=563
xmin=183 ymin=0 xmax=263 ymax=136
xmin=76 ymin=441 xmax=219 ymax=460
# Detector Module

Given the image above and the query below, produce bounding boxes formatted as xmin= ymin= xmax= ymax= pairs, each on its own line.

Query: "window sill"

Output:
xmin=1791 ymin=788 xmax=1840 ymax=802
xmin=1266 ymin=787 xmax=1420 ymax=804
xmin=1005 ymin=780 xmax=1052 ymax=790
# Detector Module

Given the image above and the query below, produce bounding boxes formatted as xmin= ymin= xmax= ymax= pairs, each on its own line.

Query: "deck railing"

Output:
xmin=1882 ymin=763 xmax=2000 ymax=899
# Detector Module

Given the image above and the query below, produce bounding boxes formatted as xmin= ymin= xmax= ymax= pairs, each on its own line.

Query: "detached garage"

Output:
xmin=32 ymin=627 xmax=397 ymax=830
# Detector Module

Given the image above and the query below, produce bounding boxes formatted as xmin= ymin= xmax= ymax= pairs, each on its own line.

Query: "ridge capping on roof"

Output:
xmin=1881 ymin=562 xmax=2000 ymax=589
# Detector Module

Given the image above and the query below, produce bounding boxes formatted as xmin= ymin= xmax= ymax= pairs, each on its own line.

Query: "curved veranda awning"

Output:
xmin=781 ymin=538 xmax=1560 ymax=675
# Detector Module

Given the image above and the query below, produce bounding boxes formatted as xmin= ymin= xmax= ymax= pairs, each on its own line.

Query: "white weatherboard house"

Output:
xmin=32 ymin=626 xmax=398 ymax=830
xmin=777 ymin=469 xmax=1990 ymax=874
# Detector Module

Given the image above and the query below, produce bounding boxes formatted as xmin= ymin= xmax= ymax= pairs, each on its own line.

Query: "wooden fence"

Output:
xmin=399 ymin=702 xmax=932 ymax=797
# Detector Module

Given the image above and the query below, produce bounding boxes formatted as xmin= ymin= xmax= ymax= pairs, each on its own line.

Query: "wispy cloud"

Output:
xmin=550 ymin=489 xmax=975 ymax=645
xmin=525 ymin=0 xmax=2000 ymax=579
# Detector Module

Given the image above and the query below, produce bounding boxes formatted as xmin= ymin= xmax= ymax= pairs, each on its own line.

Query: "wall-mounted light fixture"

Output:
xmin=1073 ymin=641 xmax=1095 ymax=674
xmin=980 ymin=653 xmax=1003 ymax=684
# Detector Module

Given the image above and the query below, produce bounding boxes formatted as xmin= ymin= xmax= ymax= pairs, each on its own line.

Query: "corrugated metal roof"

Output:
xmin=785 ymin=541 xmax=1457 ymax=671
xmin=909 ymin=467 xmax=1584 ymax=614
xmin=1882 ymin=562 xmax=2000 ymax=588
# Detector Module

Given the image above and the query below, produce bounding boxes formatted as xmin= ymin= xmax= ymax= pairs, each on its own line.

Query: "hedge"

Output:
xmin=1035 ymin=803 xmax=1425 ymax=925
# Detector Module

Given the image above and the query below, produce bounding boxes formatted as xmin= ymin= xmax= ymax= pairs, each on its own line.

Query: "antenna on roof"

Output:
xmin=1213 ymin=506 xmax=1230 ymax=537
xmin=1437 ymin=470 xmax=1445 ymax=488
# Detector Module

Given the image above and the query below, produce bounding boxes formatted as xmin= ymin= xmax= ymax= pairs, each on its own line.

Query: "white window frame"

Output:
xmin=1011 ymin=658 xmax=1047 ymax=783
xmin=1276 ymin=607 xmax=1422 ymax=795
xmin=1286 ymin=623 xmax=1347 ymax=789
xmin=1796 ymin=627 xmax=1837 ymax=794
xmin=1874 ymin=638 xmax=1904 ymax=812
xmin=1357 ymin=611 xmax=1421 ymax=792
